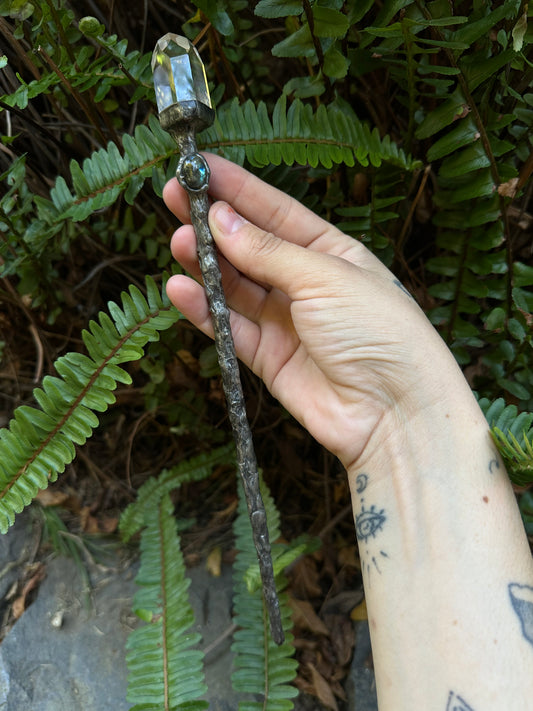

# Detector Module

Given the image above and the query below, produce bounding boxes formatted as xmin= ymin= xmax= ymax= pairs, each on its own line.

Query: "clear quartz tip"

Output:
xmin=152 ymin=33 xmax=212 ymax=114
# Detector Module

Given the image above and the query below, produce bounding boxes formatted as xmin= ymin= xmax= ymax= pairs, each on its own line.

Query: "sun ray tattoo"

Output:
xmin=446 ymin=691 xmax=475 ymax=710
xmin=393 ymin=278 xmax=416 ymax=300
xmin=354 ymin=473 xmax=388 ymax=583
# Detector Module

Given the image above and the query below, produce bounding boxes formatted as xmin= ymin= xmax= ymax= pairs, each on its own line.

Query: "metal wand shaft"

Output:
xmin=151 ymin=32 xmax=284 ymax=645
xmin=177 ymin=133 xmax=284 ymax=645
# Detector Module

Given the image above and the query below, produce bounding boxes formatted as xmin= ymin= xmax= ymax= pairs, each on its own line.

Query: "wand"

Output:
xmin=152 ymin=33 xmax=284 ymax=645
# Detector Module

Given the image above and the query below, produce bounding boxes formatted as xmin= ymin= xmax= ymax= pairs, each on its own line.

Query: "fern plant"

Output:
xmin=1 ymin=1 xmax=532 ymax=708
xmin=125 ymin=493 xmax=208 ymax=711
xmin=2 ymin=95 xmax=421 ymax=277
xmin=123 ymin=465 xmax=298 ymax=710
xmin=0 ymin=276 xmax=179 ymax=533
xmin=364 ymin=0 xmax=533 ymax=408
xmin=479 ymin=398 xmax=533 ymax=487
xmin=231 ymin=476 xmax=299 ymax=711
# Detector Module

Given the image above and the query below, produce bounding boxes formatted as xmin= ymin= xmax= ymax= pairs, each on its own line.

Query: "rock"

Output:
xmin=0 ymin=515 xmax=379 ymax=710
xmin=0 ymin=551 xmax=138 ymax=711
xmin=188 ymin=564 xmax=240 ymax=710
xmin=0 ymin=515 xmax=240 ymax=711
xmin=344 ymin=620 xmax=378 ymax=710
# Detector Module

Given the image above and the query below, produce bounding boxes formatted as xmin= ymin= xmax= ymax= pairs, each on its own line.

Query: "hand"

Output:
xmin=164 ymin=157 xmax=533 ymax=711
xmin=163 ymin=154 xmax=473 ymax=472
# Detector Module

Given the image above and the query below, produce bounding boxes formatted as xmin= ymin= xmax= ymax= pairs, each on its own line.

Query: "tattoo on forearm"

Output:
xmin=446 ymin=691 xmax=474 ymax=710
xmin=508 ymin=582 xmax=533 ymax=647
xmin=354 ymin=473 xmax=389 ymax=582
xmin=355 ymin=473 xmax=368 ymax=493
xmin=393 ymin=278 xmax=415 ymax=300
xmin=356 ymin=505 xmax=386 ymax=542
xmin=488 ymin=453 xmax=501 ymax=474
xmin=363 ymin=550 xmax=389 ymax=576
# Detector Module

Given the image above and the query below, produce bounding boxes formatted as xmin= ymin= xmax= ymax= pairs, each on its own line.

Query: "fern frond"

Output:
xmin=396 ymin=2 xmax=533 ymax=402
xmin=0 ymin=276 xmax=180 ymax=533
xmin=25 ymin=94 xmax=420 ymax=259
xmin=479 ymin=397 xmax=533 ymax=486
xmin=126 ymin=493 xmax=208 ymax=711
xmin=202 ymin=96 xmax=421 ymax=171
xmin=44 ymin=115 xmax=176 ymax=224
xmin=120 ymin=443 xmax=235 ymax=541
xmin=335 ymin=164 xmax=408 ymax=264
xmin=491 ymin=429 xmax=533 ymax=487
xmin=231 ymin=476 xmax=298 ymax=710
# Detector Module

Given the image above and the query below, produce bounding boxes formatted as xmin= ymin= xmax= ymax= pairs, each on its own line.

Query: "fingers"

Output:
xmin=170 ymin=197 xmax=372 ymax=324
xmin=163 ymin=153 xmax=322 ymax=244
xmin=166 ymin=273 xmax=284 ymax=373
xmin=163 ymin=153 xmax=361 ymax=258
xmin=163 ymin=153 xmax=392 ymax=298
xmin=207 ymin=201 xmax=354 ymax=302
xmin=170 ymin=221 xmax=270 ymax=322
xmin=170 ymin=224 xmax=201 ymax=280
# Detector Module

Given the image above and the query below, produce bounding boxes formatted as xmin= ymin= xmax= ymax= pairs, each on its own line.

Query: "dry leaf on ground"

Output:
xmin=290 ymin=597 xmax=329 ymax=636
xmin=308 ymin=663 xmax=339 ymax=711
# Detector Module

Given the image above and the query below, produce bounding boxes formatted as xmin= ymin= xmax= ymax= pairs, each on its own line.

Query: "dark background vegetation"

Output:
xmin=0 ymin=0 xmax=532 ymax=706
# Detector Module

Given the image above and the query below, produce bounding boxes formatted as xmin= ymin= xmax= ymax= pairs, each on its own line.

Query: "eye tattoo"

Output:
xmin=355 ymin=504 xmax=386 ymax=543
xmin=354 ymin=473 xmax=389 ymax=582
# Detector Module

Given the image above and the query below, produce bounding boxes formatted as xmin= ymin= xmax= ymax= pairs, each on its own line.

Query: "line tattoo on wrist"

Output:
xmin=355 ymin=473 xmax=368 ymax=494
xmin=446 ymin=691 xmax=475 ymax=710
xmin=508 ymin=582 xmax=533 ymax=647
xmin=393 ymin=278 xmax=415 ymax=301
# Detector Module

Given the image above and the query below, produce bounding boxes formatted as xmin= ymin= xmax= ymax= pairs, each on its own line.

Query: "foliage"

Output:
xmin=0 ymin=276 xmax=179 ymax=533
xmin=125 ymin=493 xmax=208 ymax=711
xmin=231 ymin=476 xmax=298 ymax=710
xmin=119 ymin=443 xmax=235 ymax=542
xmin=479 ymin=397 xmax=533 ymax=486
xmin=123 ymin=467 xmax=297 ymax=710
xmin=0 ymin=0 xmax=532 ymax=707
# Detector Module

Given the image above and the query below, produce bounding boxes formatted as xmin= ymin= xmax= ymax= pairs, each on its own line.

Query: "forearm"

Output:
xmin=347 ymin=390 xmax=533 ymax=711
xmin=164 ymin=161 xmax=533 ymax=707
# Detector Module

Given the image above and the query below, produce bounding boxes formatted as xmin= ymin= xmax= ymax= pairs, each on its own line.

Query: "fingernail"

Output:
xmin=212 ymin=203 xmax=247 ymax=235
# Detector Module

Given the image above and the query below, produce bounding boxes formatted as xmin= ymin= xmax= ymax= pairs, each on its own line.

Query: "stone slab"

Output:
xmin=0 ymin=514 xmax=378 ymax=710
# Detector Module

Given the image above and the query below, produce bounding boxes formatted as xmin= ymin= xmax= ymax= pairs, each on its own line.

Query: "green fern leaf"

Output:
xmin=120 ymin=444 xmax=235 ymax=541
xmin=32 ymin=94 xmax=419 ymax=255
xmin=201 ymin=96 xmax=421 ymax=172
xmin=126 ymin=493 xmax=208 ymax=711
xmin=42 ymin=115 xmax=175 ymax=228
xmin=0 ymin=277 xmax=180 ymax=533
xmin=491 ymin=428 xmax=533 ymax=487
xmin=231 ymin=476 xmax=298 ymax=710
xmin=478 ymin=398 xmax=533 ymax=486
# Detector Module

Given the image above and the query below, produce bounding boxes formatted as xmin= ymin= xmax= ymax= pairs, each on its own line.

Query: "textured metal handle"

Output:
xmin=177 ymin=146 xmax=284 ymax=645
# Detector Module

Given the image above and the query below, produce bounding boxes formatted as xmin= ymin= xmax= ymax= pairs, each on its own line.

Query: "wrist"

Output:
xmin=343 ymin=375 xmax=528 ymax=583
xmin=345 ymin=362 xmax=486 ymax=485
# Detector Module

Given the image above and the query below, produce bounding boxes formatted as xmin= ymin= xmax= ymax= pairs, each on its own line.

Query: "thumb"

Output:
xmin=208 ymin=201 xmax=342 ymax=298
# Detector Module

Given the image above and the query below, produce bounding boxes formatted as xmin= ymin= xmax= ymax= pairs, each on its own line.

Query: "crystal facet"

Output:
xmin=152 ymin=33 xmax=211 ymax=114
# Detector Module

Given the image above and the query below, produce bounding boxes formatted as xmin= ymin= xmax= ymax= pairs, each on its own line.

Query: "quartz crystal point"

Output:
xmin=152 ymin=33 xmax=211 ymax=114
